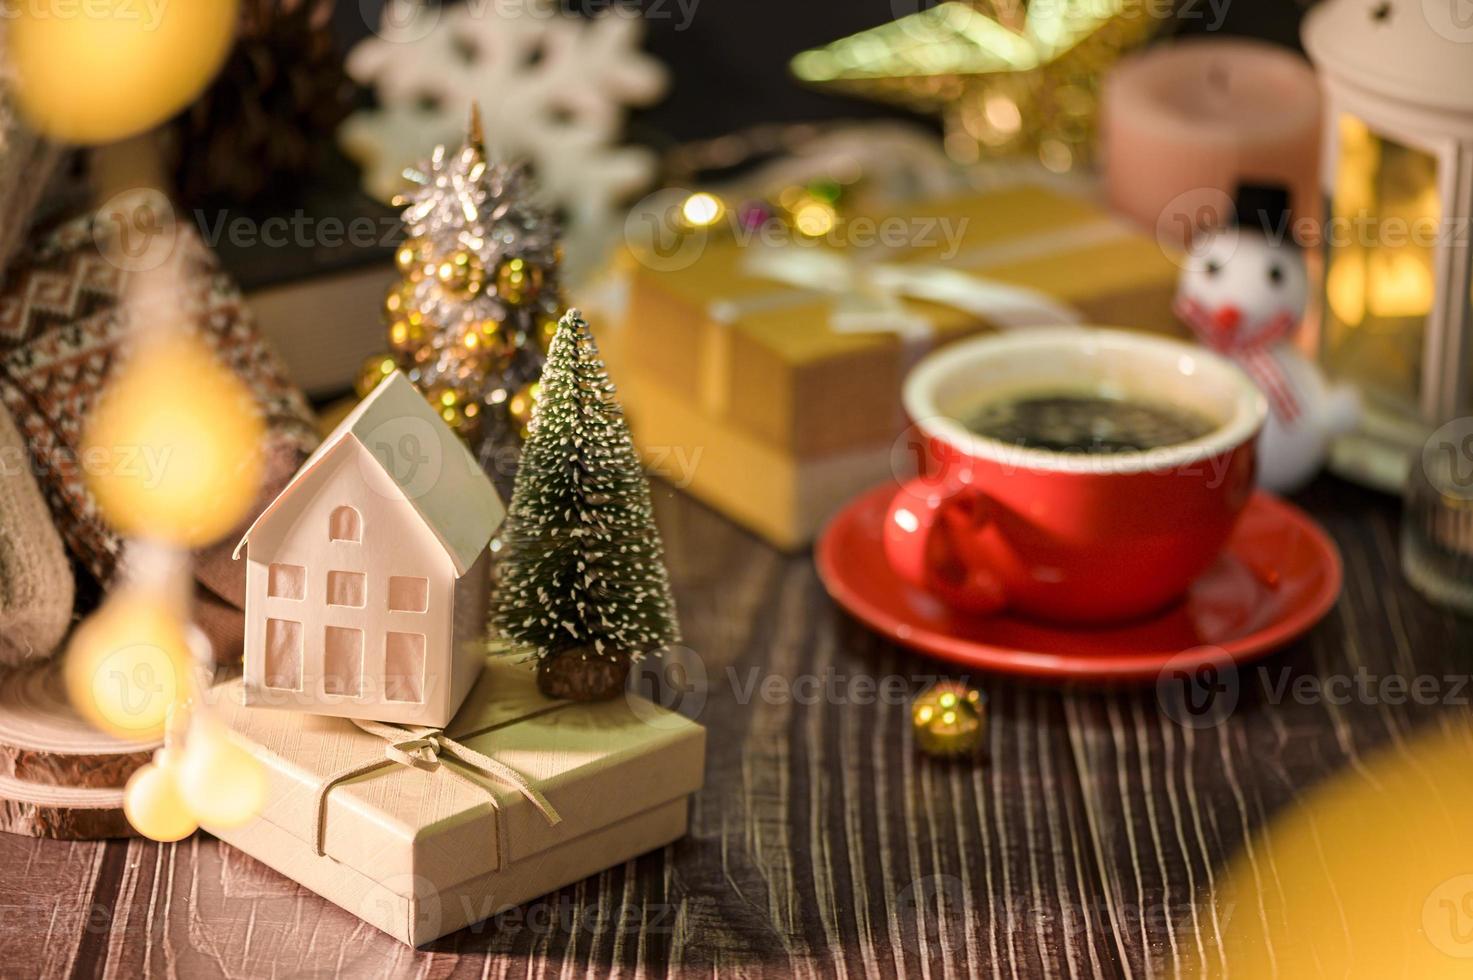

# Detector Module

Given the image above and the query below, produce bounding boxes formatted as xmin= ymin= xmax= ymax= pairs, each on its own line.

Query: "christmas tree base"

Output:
xmin=536 ymin=650 xmax=630 ymax=702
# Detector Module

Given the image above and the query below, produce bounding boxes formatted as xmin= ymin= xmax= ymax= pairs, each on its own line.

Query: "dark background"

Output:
xmin=336 ymin=0 xmax=1316 ymax=147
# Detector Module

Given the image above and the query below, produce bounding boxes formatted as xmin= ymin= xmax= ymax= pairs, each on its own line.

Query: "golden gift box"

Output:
xmin=204 ymin=657 xmax=705 ymax=946
xmin=615 ymin=183 xmax=1184 ymax=548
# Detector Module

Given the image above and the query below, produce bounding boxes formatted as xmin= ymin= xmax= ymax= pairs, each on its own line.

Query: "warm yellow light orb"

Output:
xmin=792 ymin=200 xmax=836 ymax=238
xmin=8 ymin=0 xmax=238 ymax=144
xmin=123 ymin=758 xmax=198 ymax=842
xmin=681 ymin=192 xmax=724 ymax=228
xmin=65 ymin=593 xmax=187 ymax=740
xmin=176 ymin=723 xmax=265 ymax=829
xmin=84 ymin=337 xmax=264 ymax=548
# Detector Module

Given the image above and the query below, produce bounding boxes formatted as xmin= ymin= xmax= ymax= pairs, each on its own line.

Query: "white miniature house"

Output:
xmin=234 ymin=372 xmax=505 ymax=727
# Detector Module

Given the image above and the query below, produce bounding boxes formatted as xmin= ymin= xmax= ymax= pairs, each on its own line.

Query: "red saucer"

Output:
xmin=816 ymin=485 xmax=1342 ymax=681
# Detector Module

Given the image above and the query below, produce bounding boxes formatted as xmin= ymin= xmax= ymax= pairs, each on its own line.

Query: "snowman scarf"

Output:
xmin=1173 ymin=296 xmax=1301 ymax=424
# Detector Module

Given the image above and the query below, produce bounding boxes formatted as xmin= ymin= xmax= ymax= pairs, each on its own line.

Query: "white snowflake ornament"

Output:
xmin=341 ymin=0 xmax=667 ymax=272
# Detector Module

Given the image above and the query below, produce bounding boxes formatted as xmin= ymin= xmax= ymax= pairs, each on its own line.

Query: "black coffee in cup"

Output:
xmin=963 ymin=392 xmax=1216 ymax=455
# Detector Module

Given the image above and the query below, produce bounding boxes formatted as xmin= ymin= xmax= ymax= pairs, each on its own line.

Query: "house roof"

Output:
xmin=234 ymin=371 xmax=504 ymax=577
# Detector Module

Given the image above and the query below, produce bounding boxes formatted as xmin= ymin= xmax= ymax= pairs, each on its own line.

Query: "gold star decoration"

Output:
xmin=791 ymin=1 xmax=1170 ymax=172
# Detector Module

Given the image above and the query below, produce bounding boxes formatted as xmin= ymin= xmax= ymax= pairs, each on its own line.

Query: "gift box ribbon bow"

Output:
xmin=720 ymin=246 xmax=1084 ymax=339
xmin=313 ymin=716 xmax=564 ymax=868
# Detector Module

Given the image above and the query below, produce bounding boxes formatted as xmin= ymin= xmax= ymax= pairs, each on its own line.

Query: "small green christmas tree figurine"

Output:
xmin=493 ymin=309 xmax=680 ymax=700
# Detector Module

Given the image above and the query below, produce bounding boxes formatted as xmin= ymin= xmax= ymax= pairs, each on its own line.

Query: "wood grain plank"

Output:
xmin=0 ymin=836 xmax=105 ymax=980
xmin=0 ymin=478 xmax=1445 ymax=977
xmin=1064 ymin=479 xmax=1473 ymax=978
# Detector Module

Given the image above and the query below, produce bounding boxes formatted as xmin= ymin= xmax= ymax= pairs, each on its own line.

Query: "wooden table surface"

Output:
xmin=3 ymin=475 xmax=1471 ymax=979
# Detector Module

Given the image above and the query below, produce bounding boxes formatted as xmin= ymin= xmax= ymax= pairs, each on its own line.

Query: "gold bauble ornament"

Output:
xmin=495 ymin=257 xmax=542 ymax=306
xmin=461 ymin=317 xmax=507 ymax=357
xmin=426 ymin=383 xmax=477 ymax=435
xmin=9 ymin=0 xmax=238 ymax=144
xmin=387 ymin=318 xmax=427 ymax=356
xmin=356 ymin=354 xmax=399 ymax=399
xmin=507 ymin=381 xmax=541 ymax=430
xmin=435 ymin=250 xmax=485 ymax=299
xmin=395 ymin=238 xmax=431 ymax=281
xmin=64 ymin=592 xmax=188 ymax=741
xmin=84 ymin=336 xmax=264 ymax=548
xmin=383 ymin=281 xmax=420 ymax=321
xmin=912 ymin=681 xmax=986 ymax=758
xmin=123 ymin=752 xmax=198 ymax=843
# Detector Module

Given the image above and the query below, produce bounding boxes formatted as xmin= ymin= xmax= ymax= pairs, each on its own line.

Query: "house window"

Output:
xmin=264 ymin=618 xmax=302 ymax=691
xmin=323 ymin=626 xmax=363 ymax=697
xmin=267 ymin=563 xmax=305 ymax=600
xmin=388 ymin=576 xmax=428 ymax=613
xmin=327 ymin=570 xmax=366 ymax=607
xmin=329 ymin=505 xmax=361 ymax=542
xmin=384 ymin=632 xmax=426 ymax=703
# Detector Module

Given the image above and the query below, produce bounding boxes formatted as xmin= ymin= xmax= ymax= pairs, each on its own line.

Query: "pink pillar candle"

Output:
xmin=1102 ymin=38 xmax=1322 ymax=248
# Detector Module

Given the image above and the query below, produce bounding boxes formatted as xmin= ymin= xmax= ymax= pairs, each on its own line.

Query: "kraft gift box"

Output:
xmin=204 ymin=657 xmax=705 ymax=946
xmin=614 ymin=183 xmax=1186 ymax=548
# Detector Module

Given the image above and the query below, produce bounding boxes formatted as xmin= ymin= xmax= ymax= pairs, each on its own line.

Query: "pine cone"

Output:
xmin=170 ymin=0 xmax=353 ymax=205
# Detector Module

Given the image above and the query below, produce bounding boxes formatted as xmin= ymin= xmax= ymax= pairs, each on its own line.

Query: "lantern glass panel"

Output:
xmin=1322 ymin=114 xmax=1440 ymax=420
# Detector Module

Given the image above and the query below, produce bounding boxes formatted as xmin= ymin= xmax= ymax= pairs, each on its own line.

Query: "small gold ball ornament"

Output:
xmin=426 ymin=383 xmax=478 ymax=436
xmin=912 ymin=681 xmax=986 ymax=758
xmin=435 ymin=250 xmax=485 ymax=299
xmin=463 ymin=317 xmax=507 ymax=354
xmin=383 ymin=281 xmax=420 ymax=321
xmin=495 ymin=257 xmax=542 ymax=305
xmin=395 ymin=238 xmax=431 ymax=280
xmin=388 ymin=318 xmax=427 ymax=355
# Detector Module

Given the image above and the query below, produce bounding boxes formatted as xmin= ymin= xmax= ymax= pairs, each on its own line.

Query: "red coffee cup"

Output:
xmin=885 ymin=328 xmax=1266 ymax=623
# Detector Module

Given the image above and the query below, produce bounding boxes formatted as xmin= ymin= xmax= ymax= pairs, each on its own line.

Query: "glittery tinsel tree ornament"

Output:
xmin=363 ymin=105 xmax=565 ymax=498
xmin=492 ymin=309 xmax=679 ymax=702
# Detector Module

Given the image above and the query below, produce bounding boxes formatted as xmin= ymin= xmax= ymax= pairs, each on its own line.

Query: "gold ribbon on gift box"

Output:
xmin=313 ymin=716 xmax=564 ymax=869
xmin=622 ymin=184 xmax=1186 ymax=460
xmin=697 ymin=215 xmax=1139 ymax=420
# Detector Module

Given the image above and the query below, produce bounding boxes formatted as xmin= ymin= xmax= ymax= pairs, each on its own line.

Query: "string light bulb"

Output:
xmin=7 ymin=0 xmax=238 ymax=144
xmin=64 ymin=590 xmax=188 ymax=741
xmin=680 ymin=192 xmax=725 ymax=229
xmin=84 ymin=334 xmax=265 ymax=548
xmin=123 ymin=748 xmax=199 ymax=843
xmin=175 ymin=718 xmax=266 ymax=829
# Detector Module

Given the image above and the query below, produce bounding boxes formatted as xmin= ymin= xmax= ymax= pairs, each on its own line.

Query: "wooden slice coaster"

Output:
xmin=0 ymin=771 xmax=136 ymax=839
xmin=0 ymin=661 xmax=159 ymax=789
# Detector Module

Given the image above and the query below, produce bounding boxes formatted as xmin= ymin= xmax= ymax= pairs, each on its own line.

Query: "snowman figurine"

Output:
xmin=1174 ymin=184 xmax=1359 ymax=495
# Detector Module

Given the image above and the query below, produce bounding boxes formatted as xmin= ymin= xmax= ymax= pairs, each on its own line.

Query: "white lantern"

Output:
xmin=1303 ymin=0 xmax=1473 ymax=489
